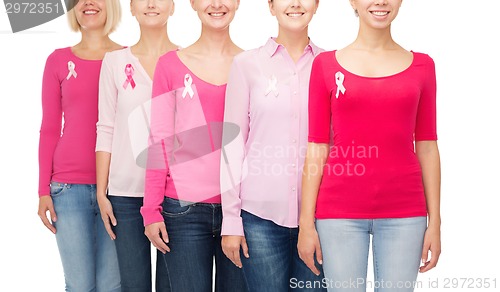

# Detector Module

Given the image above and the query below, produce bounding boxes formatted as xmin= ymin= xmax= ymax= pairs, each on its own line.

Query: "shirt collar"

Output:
xmin=264 ymin=37 xmax=321 ymax=58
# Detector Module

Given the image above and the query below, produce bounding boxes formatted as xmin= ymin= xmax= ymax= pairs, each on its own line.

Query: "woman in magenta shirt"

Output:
xmin=298 ymin=0 xmax=442 ymax=291
xmin=220 ymin=0 xmax=326 ymax=291
xmin=141 ymin=0 xmax=247 ymax=290
xmin=96 ymin=0 xmax=177 ymax=290
xmin=37 ymin=0 xmax=123 ymax=290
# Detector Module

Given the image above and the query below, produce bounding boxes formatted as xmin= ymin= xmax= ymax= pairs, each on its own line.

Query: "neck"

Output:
xmin=275 ymin=27 xmax=310 ymax=55
xmin=79 ymin=29 xmax=113 ymax=50
xmin=193 ymin=26 xmax=234 ymax=56
xmin=353 ymin=24 xmax=396 ymax=50
xmin=134 ymin=26 xmax=174 ymax=55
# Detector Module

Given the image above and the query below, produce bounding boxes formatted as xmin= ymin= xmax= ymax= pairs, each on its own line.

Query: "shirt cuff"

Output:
xmin=140 ymin=206 xmax=164 ymax=226
xmin=221 ymin=216 xmax=244 ymax=236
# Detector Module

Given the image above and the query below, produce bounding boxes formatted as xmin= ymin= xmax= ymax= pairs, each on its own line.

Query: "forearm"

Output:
xmin=96 ymin=151 xmax=111 ymax=199
xmin=416 ymin=141 xmax=441 ymax=226
xmin=299 ymin=143 xmax=329 ymax=228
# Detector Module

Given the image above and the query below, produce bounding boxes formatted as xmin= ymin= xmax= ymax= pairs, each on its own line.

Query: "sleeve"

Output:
xmin=220 ymin=56 xmax=250 ymax=236
xmin=38 ymin=52 xmax=62 ymax=196
xmin=414 ymin=55 xmax=438 ymax=141
xmin=308 ymin=53 xmax=332 ymax=144
xmin=95 ymin=54 xmax=117 ymax=153
xmin=140 ymin=56 xmax=173 ymax=226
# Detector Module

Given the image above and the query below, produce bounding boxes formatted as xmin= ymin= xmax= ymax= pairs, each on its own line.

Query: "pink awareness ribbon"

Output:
xmin=123 ymin=64 xmax=136 ymax=90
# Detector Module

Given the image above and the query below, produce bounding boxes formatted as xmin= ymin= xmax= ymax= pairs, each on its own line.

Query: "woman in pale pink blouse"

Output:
xmin=96 ymin=0 xmax=177 ymax=290
xmin=141 ymin=0 xmax=247 ymax=291
xmin=37 ymin=0 xmax=122 ymax=290
xmin=220 ymin=0 xmax=326 ymax=291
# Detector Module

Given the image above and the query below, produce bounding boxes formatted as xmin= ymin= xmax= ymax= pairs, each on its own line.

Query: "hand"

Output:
xmin=38 ymin=195 xmax=57 ymax=234
xmin=222 ymin=235 xmax=249 ymax=268
xmin=97 ymin=195 xmax=117 ymax=240
xmin=419 ymin=224 xmax=441 ymax=273
xmin=298 ymin=225 xmax=323 ymax=276
xmin=145 ymin=222 xmax=170 ymax=254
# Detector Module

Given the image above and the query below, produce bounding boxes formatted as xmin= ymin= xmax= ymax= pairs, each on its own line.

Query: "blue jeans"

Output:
xmin=159 ymin=197 xmax=248 ymax=292
xmin=109 ymin=196 xmax=171 ymax=292
xmin=51 ymin=182 xmax=121 ymax=292
xmin=241 ymin=210 xmax=327 ymax=292
xmin=316 ymin=217 xmax=427 ymax=292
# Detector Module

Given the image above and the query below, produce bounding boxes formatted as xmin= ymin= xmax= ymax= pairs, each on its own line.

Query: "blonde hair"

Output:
xmin=67 ymin=0 xmax=122 ymax=35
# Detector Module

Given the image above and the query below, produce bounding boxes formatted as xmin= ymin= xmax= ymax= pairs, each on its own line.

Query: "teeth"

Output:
xmin=83 ymin=10 xmax=97 ymax=15
xmin=371 ymin=11 xmax=389 ymax=16
xmin=210 ymin=12 xmax=224 ymax=17
xmin=145 ymin=13 xmax=159 ymax=16
xmin=287 ymin=13 xmax=303 ymax=17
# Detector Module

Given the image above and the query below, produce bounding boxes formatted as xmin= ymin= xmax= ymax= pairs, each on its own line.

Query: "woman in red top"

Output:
xmin=298 ymin=0 xmax=441 ymax=291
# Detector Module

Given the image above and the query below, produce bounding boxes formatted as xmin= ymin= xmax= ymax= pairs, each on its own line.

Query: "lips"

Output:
xmin=83 ymin=9 xmax=99 ymax=15
xmin=370 ymin=11 xmax=389 ymax=16
xmin=286 ymin=12 xmax=305 ymax=18
xmin=144 ymin=12 xmax=160 ymax=16
xmin=208 ymin=12 xmax=226 ymax=17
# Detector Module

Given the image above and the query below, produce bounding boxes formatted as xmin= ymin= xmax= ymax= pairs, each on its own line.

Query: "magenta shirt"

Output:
xmin=38 ymin=47 xmax=102 ymax=196
xmin=309 ymin=51 xmax=437 ymax=219
xmin=141 ymin=51 xmax=227 ymax=226
xmin=220 ymin=38 xmax=323 ymax=236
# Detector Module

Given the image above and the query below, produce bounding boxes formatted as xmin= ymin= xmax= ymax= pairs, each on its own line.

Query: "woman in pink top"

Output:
xmin=96 ymin=0 xmax=177 ymax=291
xmin=298 ymin=1 xmax=442 ymax=291
xmin=141 ymin=0 xmax=247 ymax=291
xmin=37 ymin=0 xmax=123 ymax=290
xmin=220 ymin=0 xmax=326 ymax=291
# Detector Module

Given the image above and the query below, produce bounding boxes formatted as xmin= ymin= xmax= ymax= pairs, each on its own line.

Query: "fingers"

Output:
xmin=101 ymin=213 xmax=116 ymax=240
xmin=145 ymin=223 xmax=170 ymax=254
xmin=39 ymin=212 xmax=56 ymax=234
xmin=241 ymin=237 xmax=250 ymax=259
xmin=315 ymin=242 xmax=323 ymax=266
xmin=304 ymin=252 xmax=321 ymax=276
xmin=38 ymin=197 xmax=57 ymax=234
xmin=420 ymin=245 xmax=441 ymax=273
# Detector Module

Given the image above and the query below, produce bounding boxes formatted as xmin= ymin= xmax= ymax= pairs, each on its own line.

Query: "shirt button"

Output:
xmin=292 ymin=164 xmax=296 ymax=168
xmin=292 ymin=188 xmax=296 ymax=192
xmin=292 ymin=139 xmax=297 ymax=143
xmin=293 ymin=91 xmax=297 ymax=95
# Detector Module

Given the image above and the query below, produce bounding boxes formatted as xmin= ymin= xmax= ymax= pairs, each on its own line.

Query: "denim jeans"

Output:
xmin=159 ymin=197 xmax=248 ymax=292
xmin=51 ymin=182 xmax=121 ymax=292
xmin=109 ymin=196 xmax=171 ymax=292
xmin=316 ymin=217 xmax=427 ymax=292
xmin=241 ymin=210 xmax=327 ymax=292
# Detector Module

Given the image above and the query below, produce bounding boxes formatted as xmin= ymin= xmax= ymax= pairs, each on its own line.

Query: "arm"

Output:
xmin=220 ymin=57 xmax=250 ymax=268
xmin=415 ymin=56 xmax=441 ymax=272
xmin=141 ymin=56 xmax=173 ymax=254
xmin=298 ymin=54 xmax=332 ymax=275
xmin=37 ymin=52 xmax=61 ymax=234
xmin=416 ymin=141 xmax=441 ymax=272
xmin=95 ymin=55 xmax=118 ymax=239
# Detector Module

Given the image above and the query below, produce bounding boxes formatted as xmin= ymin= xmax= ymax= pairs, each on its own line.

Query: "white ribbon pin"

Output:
xmin=66 ymin=61 xmax=77 ymax=80
xmin=264 ymin=75 xmax=279 ymax=97
xmin=335 ymin=71 xmax=346 ymax=99
xmin=182 ymin=74 xmax=194 ymax=99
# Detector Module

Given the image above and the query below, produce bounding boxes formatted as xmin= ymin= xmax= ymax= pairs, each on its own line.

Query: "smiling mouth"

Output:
xmin=370 ymin=11 xmax=389 ymax=16
xmin=83 ymin=10 xmax=99 ymax=15
xmin=286 ymin=12 xmax=305 ymax=18
xmin=144 ymin=12 xmax=160 ymax=16
xmin=209 ymin=12 xmax=226 ymax=17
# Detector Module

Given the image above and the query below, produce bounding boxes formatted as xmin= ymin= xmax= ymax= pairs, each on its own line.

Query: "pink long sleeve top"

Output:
xmin=39 ymin=47 xmax=102 ymax=196
xmin=220 ymin=38 xmax=323 ymax=236
xmin=96 ymin=47 xmax=161 ymax=197
xmin=308 ymin=51 xmax=437 ymax=219
xmin=141 ymin=51 xmax=227 ymax=226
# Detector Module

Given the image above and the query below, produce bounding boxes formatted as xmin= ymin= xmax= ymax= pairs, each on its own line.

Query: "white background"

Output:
xmin=1 ymin=0 xmax=499 ymax=291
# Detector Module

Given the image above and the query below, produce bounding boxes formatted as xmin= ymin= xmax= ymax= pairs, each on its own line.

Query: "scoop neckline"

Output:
xmin=67 ymin=47 xmax=103 ymax=62
xmin=173 ymin=51 xmax=227 ymax=88
xmin=332 ymin=50 xmax=416 ymax=80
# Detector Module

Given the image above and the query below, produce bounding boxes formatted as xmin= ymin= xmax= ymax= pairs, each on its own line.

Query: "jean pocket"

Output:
xmin=50 ymin=182 xmax=68 ymax=197
xmin=161 ymin=197 xmax=192 ymax=217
